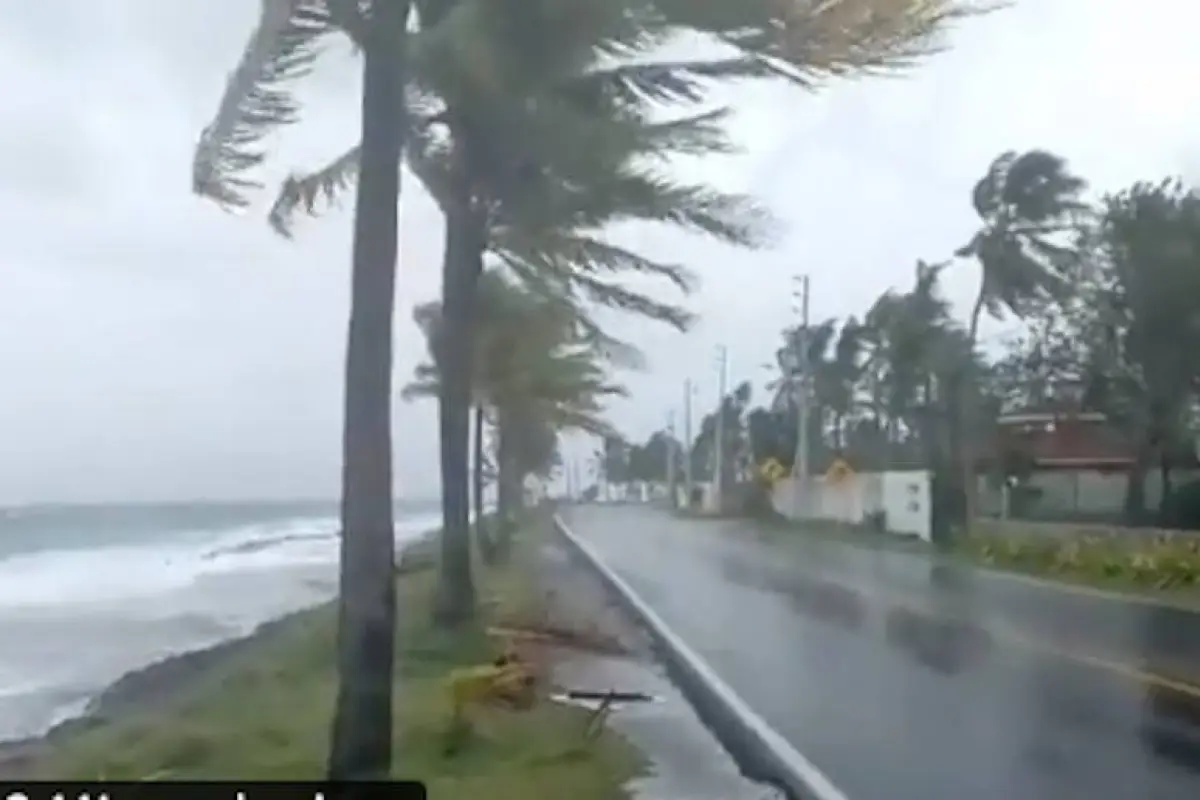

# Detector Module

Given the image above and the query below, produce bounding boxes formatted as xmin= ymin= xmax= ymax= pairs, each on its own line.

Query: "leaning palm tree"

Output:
xmin=260 ymin=0 xmax=993 ymax=626
xmin=493 ymin=347 xmax=627 ymax=542
xmin=404 ymin=270 xmax=626 ymax=553
xmin=956 ymin=150 xmax=1090 ymax=351
xmin=192 ymin=0 xmax=409 ymax=780
xmin=952 ymin=149 xmax=1089 ymax=520
xmin=403 ymin=271 xmax=575 ymax=562
xmin=861 ymin=260 xmax=955 ymax=459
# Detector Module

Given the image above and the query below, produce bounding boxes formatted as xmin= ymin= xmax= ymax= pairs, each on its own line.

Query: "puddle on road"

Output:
xmin=720 ymin=556 xmax=866 ymax=632
xmin=884 ymin=605 xmax=994 ymax=676
xmin=785 ymin=576 xmax=866 ymax=632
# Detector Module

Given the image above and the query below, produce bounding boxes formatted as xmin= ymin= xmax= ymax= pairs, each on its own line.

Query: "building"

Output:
xmin=992 ymin=407 xmax=1135 ymax=471
xmin=981 ymin=402 xmax=1139 ymax=518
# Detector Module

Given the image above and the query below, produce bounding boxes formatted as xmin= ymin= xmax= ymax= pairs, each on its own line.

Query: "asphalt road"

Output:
xmin=560 ymin=505 xmax=1200 ymax=800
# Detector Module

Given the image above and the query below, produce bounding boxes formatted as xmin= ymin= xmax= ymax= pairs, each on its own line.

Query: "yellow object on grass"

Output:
xmin=447 ymin=661 xmax=537 ymax=718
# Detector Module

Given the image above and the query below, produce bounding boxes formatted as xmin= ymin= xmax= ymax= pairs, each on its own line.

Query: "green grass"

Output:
xmin=31 ymin=521 xmax=646 ymax=798
xmin=959 ymin=530 xmax=1200 ymax=600
xmin=733 ymin=510 xmax=1200 ymax=605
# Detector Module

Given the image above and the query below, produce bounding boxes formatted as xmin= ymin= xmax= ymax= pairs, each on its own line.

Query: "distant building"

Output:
xmin=991 ymin=407 xmax=1134 ymax=471
xmin=981 ymin=398 xmax=1194 ymax=519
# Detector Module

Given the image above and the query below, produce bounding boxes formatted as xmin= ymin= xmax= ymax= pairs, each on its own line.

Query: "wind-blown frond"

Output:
xmin=562 ymin=272 xmax=695 ymax=332
xmin=400 ymin=377 xmax=439 ymax=402
xmin=494 ymin=243 xmax=695 ymax=332
xmin=268 ymin=145 xmax=359 ymax=236
xmin=691 ymin=0 xmax=1000 ymax=85
xmin=500 ymin=230 xmax=695 ymax=290
xmin=572 ymin=57 xmax=777 ymax=105
xmin=502 ymin=166 xmax=775 ymax=249
xmin=266 ymin=86 xmax=450 ymax=235
xmin=192 ymin=0 xmax=340 ymax=209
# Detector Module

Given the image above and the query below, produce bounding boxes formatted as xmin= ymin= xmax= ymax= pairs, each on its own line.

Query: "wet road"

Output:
xmin=561 ymin=505 xmax=1200 ymax=800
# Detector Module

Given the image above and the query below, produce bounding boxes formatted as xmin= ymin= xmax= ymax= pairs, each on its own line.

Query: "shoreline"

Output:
xmin=0 ymin=604 xmax=329 ymax=777
xmin=9 ymin=516 xmax=655 ymax=793
xmin=0 ymin=529 xmax=442 ymax=778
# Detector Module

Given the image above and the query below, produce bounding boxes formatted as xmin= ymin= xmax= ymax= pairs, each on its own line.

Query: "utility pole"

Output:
xmin=665 ymin=411 xmax=678 ymax=508
xmin=683 ymin=379 xmax=695 ymax=506
xmin=791 ymin=275 xmax=811 ymax=516
xmin=713 ymin=345 xmax=729 ymax=512
xmin=793 ymin=275 xmax=811 ymax=482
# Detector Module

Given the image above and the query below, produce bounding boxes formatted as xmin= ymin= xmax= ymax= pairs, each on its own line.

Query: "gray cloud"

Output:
xmin=0 ymin=0 xmax=1197 ymax=503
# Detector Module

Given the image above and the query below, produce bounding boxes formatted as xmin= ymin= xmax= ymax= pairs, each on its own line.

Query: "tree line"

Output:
xmin=613 ymin=151 xmax=1200 ymax=530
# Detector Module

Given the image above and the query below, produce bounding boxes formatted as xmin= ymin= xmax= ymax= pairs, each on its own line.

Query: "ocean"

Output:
xmin=0 ymin=499 xmax=442 ymax=742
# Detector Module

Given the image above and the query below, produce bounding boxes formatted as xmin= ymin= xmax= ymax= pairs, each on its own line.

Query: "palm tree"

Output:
xmin=191 ymin=0 xmax=410 ymax=780
xmin=404 ymin=270 xmax=625 ymax=549
xmin=188 ymin=0 xmax=992 ymax=772
xmin=953 ymin=149 xmax=1089 ymax=521
xmin=492 ymin=341 xmax=626 ymax=539
xmin=860 ymin=260 xmax=956 ymax=462
xmin=405 ymin=301 xmax=498 ymax=560
xmin=260 ymin=0 xmax=990 ymax=625
xmin=1087 ymin=179 xmax=1200 ymax=520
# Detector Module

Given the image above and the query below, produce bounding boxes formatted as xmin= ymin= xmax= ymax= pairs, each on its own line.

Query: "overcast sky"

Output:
xmin=1 ymin=1 xmax=1197 ymax=504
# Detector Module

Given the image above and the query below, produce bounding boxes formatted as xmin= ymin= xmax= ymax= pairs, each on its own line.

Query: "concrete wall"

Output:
xmin=977 ymin=468 xmax=1200 ymax=518
xmin=770 ymin=470 xmax=932 ymax=542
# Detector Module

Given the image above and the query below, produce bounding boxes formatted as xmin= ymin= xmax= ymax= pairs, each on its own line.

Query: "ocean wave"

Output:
xmin=0 ymin=511 xmax=441 ymax=610
xmin=0 ymin=510 xmax=441 ymax=742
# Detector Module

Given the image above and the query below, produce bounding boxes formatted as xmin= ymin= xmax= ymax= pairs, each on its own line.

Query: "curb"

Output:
xmin=552 ymin=514 xmax=848 ymax=800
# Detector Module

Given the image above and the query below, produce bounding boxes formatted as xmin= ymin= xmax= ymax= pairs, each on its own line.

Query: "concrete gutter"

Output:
xmin=553 ymin=514 xmax=849 ymax=800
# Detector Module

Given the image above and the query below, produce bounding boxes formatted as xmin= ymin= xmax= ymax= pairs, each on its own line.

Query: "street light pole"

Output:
xmin=713 ymin=345 xmax=729 ymax=512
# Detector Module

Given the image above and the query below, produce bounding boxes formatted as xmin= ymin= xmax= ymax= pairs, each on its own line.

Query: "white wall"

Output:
xmin=770 ymin=470 xmax=932 ymax=542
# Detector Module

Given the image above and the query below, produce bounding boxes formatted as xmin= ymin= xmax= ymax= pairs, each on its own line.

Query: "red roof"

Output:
xmin=991 ymin=413 xmax=1134 ymax=467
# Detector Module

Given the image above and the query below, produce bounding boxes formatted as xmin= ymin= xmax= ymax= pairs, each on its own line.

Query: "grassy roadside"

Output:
xmin=727 ymin=511 xmax=1200 ymax=607
xmin=31 ymin=520 xmax=646 ymax=797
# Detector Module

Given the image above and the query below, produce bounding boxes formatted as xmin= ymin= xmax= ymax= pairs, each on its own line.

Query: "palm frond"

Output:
xmin=499 ymin=230 xmax=696 ymax=292
xmin=192 ymin=0 xmax=338 ymax=209
xmin=519 ymin=167 xmax=776 ymax=247
xmin=710 ymin=0 xmax=1002 ymax=85
xmin=572 ymin=57 xmax=778 ymax=106
xmin=266 ymin=87 xmax=449 ymax=235
xmin=564 ymin=272 xmax=695 ymax=331
xmin=400 ymin=377 xmax=439 ymax=402
xmin=268 ymin=144 xmax=359 ymax=236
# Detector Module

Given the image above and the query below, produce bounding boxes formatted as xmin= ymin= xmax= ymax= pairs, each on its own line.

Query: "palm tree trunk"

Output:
xmin=1160 ymin=452 xmax=1173 ymax=518
xmin=951 ymin=288 xmax=987 ymax=531
xmin=1124 ymin=445 xmax=1151 ymax=526
xmin=433 ymin=196 xmax=484 ymax=626
xmin=495 ymin=411 xmax=519 ymax=557
xmin=473 ymin=404 xmax=494 ymax=563
xmin=327 ymin=1 xmax=408 ymax=780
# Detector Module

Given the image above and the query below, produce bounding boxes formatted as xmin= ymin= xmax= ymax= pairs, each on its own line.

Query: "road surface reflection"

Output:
xmin=563 ymin=505 xmax=1200 ymax=800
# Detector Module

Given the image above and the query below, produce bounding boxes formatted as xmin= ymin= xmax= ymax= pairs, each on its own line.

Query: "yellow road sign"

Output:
xmin=824 ymin=458 xmax=854 ymax=485
xmin=759 ymin=458 xmax=787 ymax=484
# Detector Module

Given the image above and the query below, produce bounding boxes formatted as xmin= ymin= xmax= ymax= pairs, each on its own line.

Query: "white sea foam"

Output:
xmin=0 ymin=508 xmax=443 ymax=741
xmin=0 ymin=511 xmax=440 ymax=609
